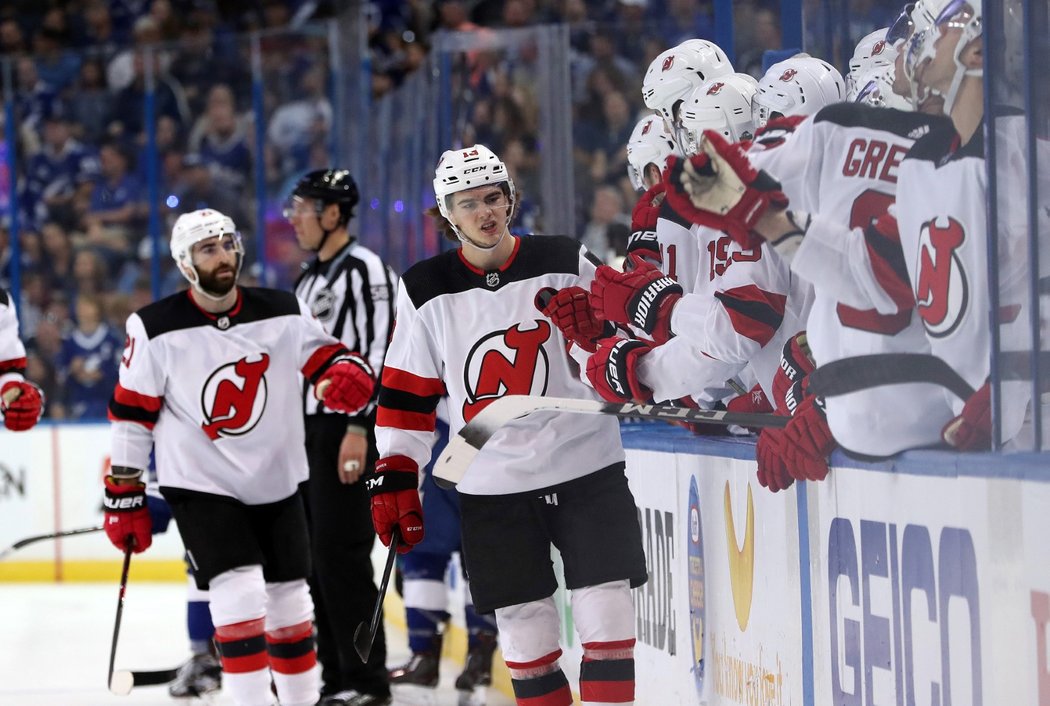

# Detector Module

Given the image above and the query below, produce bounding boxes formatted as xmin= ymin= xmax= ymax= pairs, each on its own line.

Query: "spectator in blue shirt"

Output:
xmin=58 ymin=294 xmax=121 ymax=420
xmin=82 ymin=139 xmax=143 ymax=263
xmin=23 ymin=104 xmax=99 ymax=231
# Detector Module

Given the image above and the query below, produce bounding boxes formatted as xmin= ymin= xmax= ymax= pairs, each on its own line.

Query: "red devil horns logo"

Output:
xmin=872 ymin=39 xmax=887 ymax=55
xmin=779 ymin=68 xmax=798 ymax=82
xmin=662 ymin=55 xmax=675 ymax=72
xmin=641 ymin=120 xmax=653 ymax=135
xmin=201 ymin=354 xmax=270 ymax=439
xmin=462 ymin=322 xmax=551 ymax=422
xmin=706 ymin=82 xmax=725 ymax=95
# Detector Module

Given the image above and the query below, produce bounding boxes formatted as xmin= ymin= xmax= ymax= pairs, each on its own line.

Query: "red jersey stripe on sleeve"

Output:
xmin=376 ymin=406 xmax=437 ymax=432
xmin=714 ymin=285 xmax=787 ymax=346
xmin=0 ymin=356 xmax=27 ymax=375
xmin=108 ymin=383 xmax=162 ymax=428
xmin=302 ymin=343 xmax=350 ymax=382
xmin=382 ymin=367 xmax=446 ymax=397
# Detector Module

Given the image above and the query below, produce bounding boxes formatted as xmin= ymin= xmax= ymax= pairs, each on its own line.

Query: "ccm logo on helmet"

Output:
xmin=463 ymin=166 xmax=487 ymax=174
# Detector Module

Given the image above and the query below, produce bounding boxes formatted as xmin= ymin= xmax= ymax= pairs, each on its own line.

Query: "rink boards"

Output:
xmin=2 ymin=423 xmax=1049 ymax=705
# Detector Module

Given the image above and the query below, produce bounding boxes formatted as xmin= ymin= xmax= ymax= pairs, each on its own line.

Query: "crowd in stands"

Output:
xmin=0 ymin=0 xmax=900 ymax=420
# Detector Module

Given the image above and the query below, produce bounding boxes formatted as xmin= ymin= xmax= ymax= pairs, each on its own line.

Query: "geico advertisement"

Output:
xmin=811 ymin=469 xmax=1050 ymax=706
xmin=0 ymin=424 xmax=184 ymax=562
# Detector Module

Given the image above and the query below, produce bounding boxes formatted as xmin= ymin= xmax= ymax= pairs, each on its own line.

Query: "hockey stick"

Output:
xmin=108 ymin=667 xmax=179 ymax=690
xmin=806 ymin=353 xmax=976 ymax=402
xmin=353 ymin=528 xmax=400 ymax=663
xmin=108 ymin=542 xmax=135 ymax=695
xmin=432 ymin=395 xmax=789 ymax=488
xmin=0 ymin=524 xmax=104 ymax=562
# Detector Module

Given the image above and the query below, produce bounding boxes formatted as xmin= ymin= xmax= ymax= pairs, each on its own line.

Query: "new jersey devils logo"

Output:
xmin=706 ymin=81 xmax=724 ymax=95
xmin=871 ymin=39 xmax=887 ymax=55
xmin=641 ymin=119 xmax=653 ymax=135
xmin=462 ymin=321 xmax=551 ymax=422
xmin=915 ymin=216 xmax=968 ymax=337
xmin=779 ymin=68 xmax=798 ymax=82
xmin=662 ymin=55 xmax=675 ymax=72
xmin=201 ymin=353 xmax=270 ymax=439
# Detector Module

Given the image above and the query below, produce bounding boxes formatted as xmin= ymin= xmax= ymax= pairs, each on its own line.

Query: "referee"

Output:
xmin=285 ymin=170 xmax=397 ymax=706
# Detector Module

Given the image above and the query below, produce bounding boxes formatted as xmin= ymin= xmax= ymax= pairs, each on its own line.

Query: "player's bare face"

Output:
xmin=449 ymin=185 xmax=511 ymax=247
xmin=191 ymin=235 xmax=239 ymax=296
xmin=922 ymin=23 xmax=968 ymax=97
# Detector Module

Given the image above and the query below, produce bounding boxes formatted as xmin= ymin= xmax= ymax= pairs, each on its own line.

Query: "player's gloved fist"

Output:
xmin=1 ymin=380 xmax=44 ymax=431
xmin=756 ymin=428 xmax=829 ymax=492
xmin=103 ymin=475 xmax=152 ymax=553
xmin=536 ymin=286 xmax=612 ymax=353
xmin=941 ymin=381 xmax=991 ymax=451
xmin=367 ymin=455 xmax=424 ymax=553
xmin=625 ymin=183 xmax=667 ymax=266
xmin=772 ymin=332 xmax=815 ymax=416
xmin=782 ymin=394 xmax=836 ymax=479
xmin=590 ymin=253 xmax=682 ymax=343
xmin=585 ymin=337 xmax=654 ymax=404
xmin=662 ymin=130 xmax=788 ymax=249
xmin=316 ymin=355 xmax=376 ymax=415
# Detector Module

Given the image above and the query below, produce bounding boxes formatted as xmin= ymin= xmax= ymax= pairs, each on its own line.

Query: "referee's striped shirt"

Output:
xmin=295 ymin=239 xmax=397 ymax=419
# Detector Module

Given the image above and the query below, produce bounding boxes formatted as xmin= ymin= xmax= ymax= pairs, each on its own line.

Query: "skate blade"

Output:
xmin=457 ymin=686 xmax=488 ymax=706
xmin=390 ymin=683 xmax=438 ymax=706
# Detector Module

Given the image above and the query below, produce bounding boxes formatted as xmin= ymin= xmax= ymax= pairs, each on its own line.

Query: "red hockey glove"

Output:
xmin=941 ymin=382 xmax=991 ymax=451
xmin=625 ymin=183 xmax=667 ymax=266
xmin=585 ymin=337 xmax=654 ymax=403
xmin=536 ymin=287 xmax=612 ymax=353
xmin=315 ymin=355 xmax=376 ymax=415
xmin=782 ymin=394 xmax=836 ymax=479
xmin=1 ymin=380 xmax=44 ymax=431
xmin=103 ymin=476 xmax=152 ymax=553
xmin=755 ymin=429 xmax=795 ymax=493
xmin=590 ymin=253 xmax=682 ymax=343
xmin=771 ymin=332 xmax=815 ymax=416
xmin=663 ymin=130 xmax=788 ymax=249
xmin=725 ymin=384 xmax=773 ymax=415
xmin=367 ymin=455 xmax=424 ymax=554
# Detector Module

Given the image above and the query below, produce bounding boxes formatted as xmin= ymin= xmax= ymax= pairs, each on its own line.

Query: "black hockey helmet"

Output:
xmin=291 ymin=169 xmax=359 ymax=225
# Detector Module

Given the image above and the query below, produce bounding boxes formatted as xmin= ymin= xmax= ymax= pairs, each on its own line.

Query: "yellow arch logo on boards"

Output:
xmin=723 ymin=481 xmax=755 ymax=632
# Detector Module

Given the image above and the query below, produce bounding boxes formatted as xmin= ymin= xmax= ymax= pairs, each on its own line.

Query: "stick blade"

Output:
xmin=353 ymin=622 xmax=372 ymax=663
xmin=109 ymin=669 xmax=134 ymax=695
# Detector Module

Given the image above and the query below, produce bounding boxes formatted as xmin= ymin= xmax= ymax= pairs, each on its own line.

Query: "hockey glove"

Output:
xmin=536 ymin=286 xmax=613 ymax=353
xmin=585 ymin=337 xmax=654 ymax=404
xmin=771 ymin=332 xmax=816 ymax=416
xmin=103 ymin=475 xmax=153 ymax=553
xmin=625 ymin=182 xmax=667 ymax=266
xmin=756 ymin=427 xmax=830 ymax=492
xmin=589 ymin=253 xmax=682 ymax=343
xmin=1 ymin=380 xmax=44 ymax=431
xmin=941 ymin=381 xmax=991 ymax=451
xmin=782 ymin=393 xmax=835 ymax=481
xmin=663 ymin=130 xmax=788 ymax=250
xmin=315 ymin=355 xmax=376 ymax=415
xmin=367 ymin=455 xmax=424 ymax=553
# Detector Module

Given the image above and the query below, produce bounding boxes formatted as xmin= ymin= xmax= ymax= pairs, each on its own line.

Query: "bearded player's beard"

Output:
xmin=197 ymin=264 xmax=237 ymax=297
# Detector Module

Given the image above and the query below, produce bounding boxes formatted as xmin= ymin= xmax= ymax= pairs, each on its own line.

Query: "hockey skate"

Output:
xmin=168 ymin=652 xmax=221 ymax=700
xmin=388 ymin=649 xmax=441 ymax=706
xmin=454 ymin=634 xmax=497 ymax=706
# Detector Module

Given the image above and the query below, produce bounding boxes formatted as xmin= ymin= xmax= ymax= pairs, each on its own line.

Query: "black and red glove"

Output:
xmin=625 ymin=183 xmax=667 ymax=266
xmin=103 ymin=475 xmax=152 ymax=553
xmin=536 ymin=287 xmax=613 ymax=353
xmin=663 ymin=130 xmax=788 ymax=249
xmin=367 ymin=455 xmax=424 ymax=554
xmin=1 ymin=380 xmax=44 ymax=431
xmin=942 ymin=382 xmax=991 ymax=450
xmin=771 ymin=332 xmax=815 ymax=416
xmin=589 ymin=253 xmax=682 ymax=343
xmin=316 ymin=355 xmax=376 ymax=415
xmin=585 ymin=337 xmax=654 ymax=403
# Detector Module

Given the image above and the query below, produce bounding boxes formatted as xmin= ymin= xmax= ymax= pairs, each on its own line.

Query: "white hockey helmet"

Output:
xmin=752 ymin=55 xmax=846 ymax=128
xmin=641 ymin=39 xmax=734 ymax=124
xmin=433 ymin=144 xmax=516 ymax=221
xmin=854 ymin=64 xmax=914 ymax=110
xmin=846 ymin=28 xmax=893 ymax=99
xmin=904 ymin=0 xmax=982 ymax=114
xmin=626 ymin=115 xmax=679 ymax=191
xmin=675 ymin=73 xmax=759 ymax=155
xmin=170 ymin=208 xmax=243 ymax=295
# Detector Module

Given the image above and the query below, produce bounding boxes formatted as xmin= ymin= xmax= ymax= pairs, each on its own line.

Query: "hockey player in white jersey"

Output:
xmin=0 ymin=289 xmax=44 ymax=431
xmin=370 ymin=144 xmax=646 ymax=706
xmin=105 ymin=208 xmax=377 ymax=706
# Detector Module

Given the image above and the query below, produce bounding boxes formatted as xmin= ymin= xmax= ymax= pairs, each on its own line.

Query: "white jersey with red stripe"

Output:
xmin=109 ymin=287 xmax=351 ymax=504
xmin=376 ymin=236 xmax=624 ymax=496
xmin=759 ymin=104 xmax=959 ymax=455
xmin=0 ymin=289 xmax=28 ymax=389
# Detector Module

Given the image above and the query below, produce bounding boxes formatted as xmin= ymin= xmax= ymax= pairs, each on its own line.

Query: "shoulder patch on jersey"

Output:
xmin=814 ymin=103 xmax=950 ymax=140
xmin=402 ymin=236 xmax=583 ymax=309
